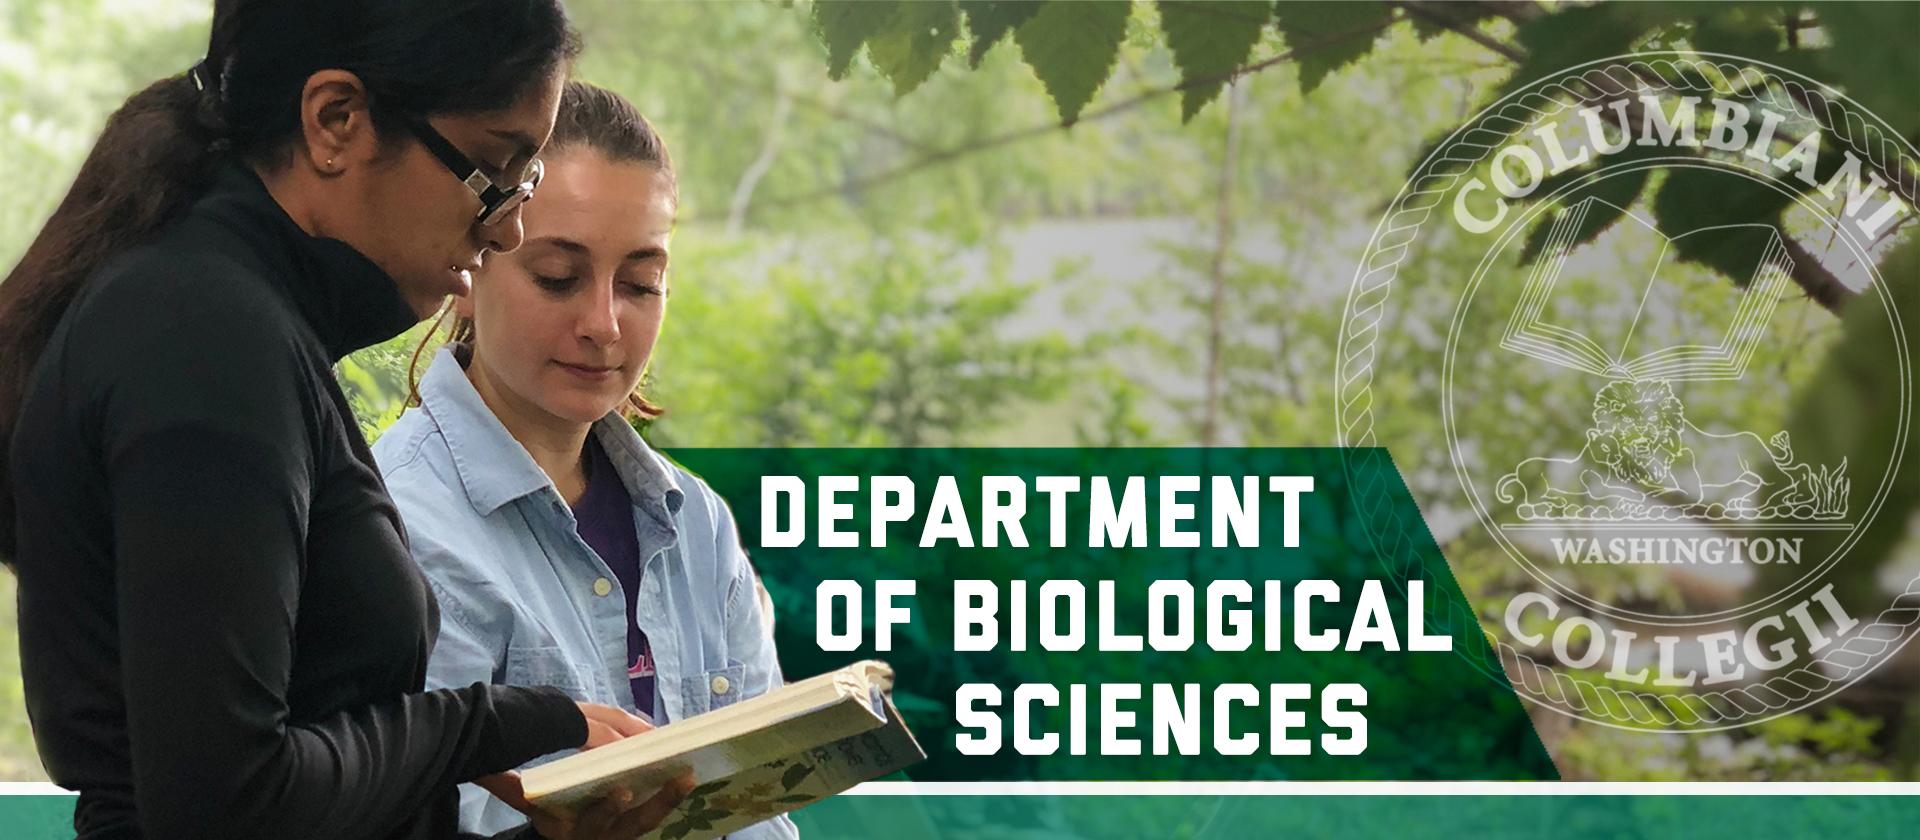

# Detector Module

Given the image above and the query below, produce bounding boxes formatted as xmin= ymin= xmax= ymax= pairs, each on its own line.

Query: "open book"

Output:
xmin=521 ymin=660 xmax=924 ymax=840
xmin=1502 ymin=197 xmax=1791 ymax=382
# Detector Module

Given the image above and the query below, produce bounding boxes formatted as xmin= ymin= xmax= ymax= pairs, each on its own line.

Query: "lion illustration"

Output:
xmin=1495 ymin=379 xmax=1844 ymax=520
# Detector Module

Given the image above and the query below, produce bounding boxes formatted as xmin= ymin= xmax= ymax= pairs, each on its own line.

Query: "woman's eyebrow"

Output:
xmin=528 ymin=237 xmax=589 ymax=254
xmin=487 ymin=129 xmax=540 ymax=159
xmin=525 ymin=239 xmax=667 ymax=261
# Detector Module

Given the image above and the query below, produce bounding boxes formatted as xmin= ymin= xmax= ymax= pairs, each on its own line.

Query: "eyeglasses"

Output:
xmin=406 ymin=117 xmax=543 ymax=226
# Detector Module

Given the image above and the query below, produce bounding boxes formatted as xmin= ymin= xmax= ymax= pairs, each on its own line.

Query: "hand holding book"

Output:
xmin=520 ymin=661 xmax=927 ymax=840
xmin=475 ymin=702 xmax=693 ymax=840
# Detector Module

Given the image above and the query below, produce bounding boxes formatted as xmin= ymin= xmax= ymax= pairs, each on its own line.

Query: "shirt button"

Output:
xmin=711 ymin=675 xmax=731 ymax=695
xmin=592 ymin=578 xmax=613 ymax=597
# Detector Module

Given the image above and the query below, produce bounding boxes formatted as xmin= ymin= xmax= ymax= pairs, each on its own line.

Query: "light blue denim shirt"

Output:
xmin=373 ymin=346 xmax=796 ymax=839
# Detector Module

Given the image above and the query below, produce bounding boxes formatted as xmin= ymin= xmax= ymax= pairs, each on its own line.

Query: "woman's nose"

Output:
xmin=579 ymin=280 xmax=621 ymax=345
xmin=478 ymin=205 xmax=526 ymax=254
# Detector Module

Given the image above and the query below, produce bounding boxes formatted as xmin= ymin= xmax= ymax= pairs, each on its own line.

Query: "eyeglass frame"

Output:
xmin=405 ymin=117 xmax=543 ymax=226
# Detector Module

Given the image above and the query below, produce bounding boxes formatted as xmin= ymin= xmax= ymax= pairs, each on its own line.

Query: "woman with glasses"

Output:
xmin=0 ymin=2 xmax=684 ymax=838
xmin=376 ymin=81 xmax=795 ymax=840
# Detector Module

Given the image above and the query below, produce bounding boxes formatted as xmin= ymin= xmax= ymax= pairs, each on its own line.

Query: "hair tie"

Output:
xmin=187 ymin=59 xmax=214 ymax=95
xmin=186 ymin=58 xmax=231 ymax=150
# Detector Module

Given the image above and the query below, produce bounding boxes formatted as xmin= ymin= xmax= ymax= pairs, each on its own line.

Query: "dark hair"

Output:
xmin=408 ymin=80 xmax=676 ymax=422
xmin=0 ymin=0 xmax=582 ymax=558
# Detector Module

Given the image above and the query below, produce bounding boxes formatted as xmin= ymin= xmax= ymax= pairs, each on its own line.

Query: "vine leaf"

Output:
xmin=1518 ymin=168 xmax=1653 ymax=265
xmin=959 ymin=0 xmax=1042 ymax=68
xmin=1158 ymin=0 xmax=1270 ymax=122
xmin=1501 ymin=3 xmax=1646 ymax=97
xmin=867 ymin=1 xmax=960 ymax=97
xmin=1408 ymin=2 xmax=1499 ymax=43
xmin=813 ymin=0 xmax=898 ymax=80
xmin=1512 ymin=141 xmax=1664 ymax=264
xmin=1686 ymin=5 xmax=1782 ymax=59
xmin=1271 ymin=1 xmax=1390 ymax=95
xmin=1812 ymin=2 xmax=1920 ymax=139
xmin=1650 ymin=166 xmax=1798 ymax=285
xmin=1013 ymin=0 xmax=1131 ymax=124
xmin=1770 ymin=238 xmax=1920 ymax=608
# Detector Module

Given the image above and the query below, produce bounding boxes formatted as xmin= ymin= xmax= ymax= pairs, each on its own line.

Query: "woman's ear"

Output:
xmin=297 ymin=69 xmax=377 ymax=176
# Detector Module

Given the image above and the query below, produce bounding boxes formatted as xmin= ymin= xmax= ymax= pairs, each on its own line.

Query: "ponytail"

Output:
xmin=0 ymin=0 xmax=581 ymax=562
xmin=0 ymin=72 xmax=225 ymax=559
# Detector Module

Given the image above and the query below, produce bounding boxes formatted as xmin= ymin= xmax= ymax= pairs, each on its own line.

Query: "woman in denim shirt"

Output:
xmin=374 ymin=82 xmax=794 ymax=840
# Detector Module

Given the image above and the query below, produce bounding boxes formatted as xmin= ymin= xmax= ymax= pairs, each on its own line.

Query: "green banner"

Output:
xmin=668 ymin=447 xmax=1555 ymax=781
xmin=5 ymin=793 xmax=1914 ymax=839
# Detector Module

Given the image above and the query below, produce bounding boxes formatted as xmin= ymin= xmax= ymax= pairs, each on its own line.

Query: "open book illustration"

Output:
xmin=521 ymin=660 xmax=924 ymax=840
xmin=1488 ymin=198 xmax=1848 ymax=522
xmin=1501 ymin=197 xmax=1791 ymax=382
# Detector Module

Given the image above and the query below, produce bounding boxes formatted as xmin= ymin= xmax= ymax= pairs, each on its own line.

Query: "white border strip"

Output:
xmin=842 ymin=781 xmax=1920 ymax=796
xmin=0 ymin=784 xmax=71 ymax=796
xmin=3 ymin=781 xmax=1915 ymax=797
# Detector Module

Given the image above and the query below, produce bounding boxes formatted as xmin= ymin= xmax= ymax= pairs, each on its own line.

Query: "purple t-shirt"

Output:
xmin=572 ymin=438 xmax=656 ymax=718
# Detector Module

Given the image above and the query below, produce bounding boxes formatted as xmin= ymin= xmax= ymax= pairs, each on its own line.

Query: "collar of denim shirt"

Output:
xmin=417 ymin=344 xmax=684 ymax=531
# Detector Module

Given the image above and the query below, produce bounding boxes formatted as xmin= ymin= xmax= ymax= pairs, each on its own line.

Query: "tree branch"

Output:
xmin=661 ymin=50 xmax=941 ymax=156
xmin=687 ymin=16 xmax=1400 ymax=224
xmin=1400 ymin=1 xmax=1526 ymax=62
xmin=726 ymin=84 xmax=793 ymax=235
xmin=1780 ymin=236 xmax=1857 ymax=315
xmin=1201 ymin=79 xmax=1244 ymax=447
xmin=1403 ymin=3 xmax=1885 ymax=317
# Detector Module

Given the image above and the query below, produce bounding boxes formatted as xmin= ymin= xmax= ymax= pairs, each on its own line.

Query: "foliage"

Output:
xmin=804 ymin=3 xmax=1919 ymax=770
xmin=0 ymin=0 xmax=1913 ymax=789
xmin=808 ymin=1 xmax=1915 ymax=302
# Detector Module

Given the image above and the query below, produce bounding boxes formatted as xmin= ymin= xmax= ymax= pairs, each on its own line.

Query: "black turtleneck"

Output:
xmin=8 ymin=162 xmax=586 ymax=840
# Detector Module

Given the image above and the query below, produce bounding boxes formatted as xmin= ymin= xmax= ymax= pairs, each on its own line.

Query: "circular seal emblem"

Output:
xmin=1338 ymin=53 xmax=1916 ymax=731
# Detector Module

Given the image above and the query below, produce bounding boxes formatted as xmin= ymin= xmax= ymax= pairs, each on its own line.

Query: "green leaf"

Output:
xmin=1407 ymin=2 xmax=1499 ymax=43
xmin=1687 ymin=4 xmax=1784 ymax=59
xmin=1765 ymin=238 xmax=1920 ymax=612
xmin=1685 ymin=3 xmax=1831 ymax=82
xmin=813 ymin=0 xmax=898 ymax=80
xmin=1812 ymin=2 xmax=1920 ymax=139
xmin=959 ymin=0 xmax=1042 ymax=68
xmin=1518 ymin=167 xmax=1653 ymax=265
xmin=1158 ymin=1 xmax=1270 ymax=121
xmin=1510 ymin=140 xmax=1664 ymax=263
xmin=1503 ymin=3 xmax=1648 ymax=95
xmin=867 ymin=1 xmax=961 ymax=97
xmin=1649 ymin=167 xmax=1797 ymax=284
xmin=1013 ymin=0 xmax=1131 ymax=124
xmin=1270 ymin=1 xmax=1389 ymax=95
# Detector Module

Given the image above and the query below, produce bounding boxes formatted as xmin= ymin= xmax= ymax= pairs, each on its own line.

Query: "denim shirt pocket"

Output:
xmin=683 ymin=660 xmax=746 ymax=716
xmin=505 ymin=645 xmax=593 ymax=701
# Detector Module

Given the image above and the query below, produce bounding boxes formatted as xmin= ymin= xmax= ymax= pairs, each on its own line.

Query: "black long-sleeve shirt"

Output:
xmin=9 ymin=162 xmax=586 ymax=839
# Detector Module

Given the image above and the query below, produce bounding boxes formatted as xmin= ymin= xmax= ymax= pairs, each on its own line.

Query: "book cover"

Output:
xmin=521 ymin=662 xmax=926 ymax=839
xmin=647 ymin=694 xmax=925 ymax=840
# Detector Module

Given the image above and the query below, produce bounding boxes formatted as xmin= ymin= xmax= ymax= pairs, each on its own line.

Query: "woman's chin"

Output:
xmin=540 ymin=395 xmax=622 ymax=427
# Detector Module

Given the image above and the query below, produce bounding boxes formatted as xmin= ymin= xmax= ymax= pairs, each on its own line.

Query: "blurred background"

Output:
xmin=2 ymin=0 xmax=1915 ymax=782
